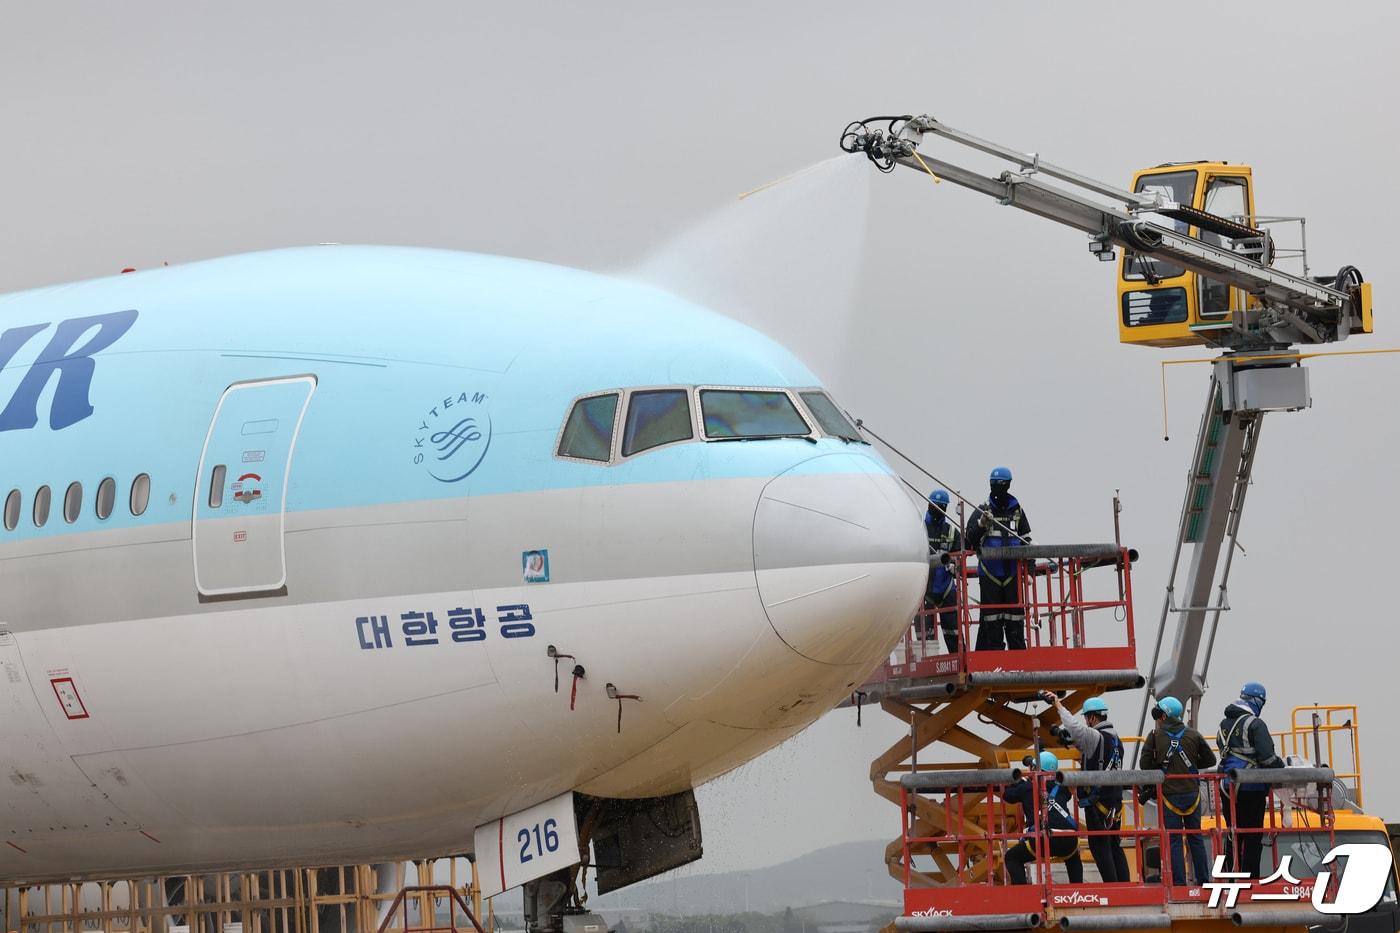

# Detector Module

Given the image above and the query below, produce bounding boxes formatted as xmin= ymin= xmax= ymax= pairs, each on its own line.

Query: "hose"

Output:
xmin=1117 ymin=220 xmax=1164 ymax=253
xmin=840 ymin=115 xmax=914 ymax=173
xmin=1334 ymin=264 xmax=1364 ymax=291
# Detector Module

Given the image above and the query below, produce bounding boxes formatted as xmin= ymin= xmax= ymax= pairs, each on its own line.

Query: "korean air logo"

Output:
xmin=0 ymin=310 xmax=138 ymax=432
xmin=412 ymin=390 xmax=492 ymax=483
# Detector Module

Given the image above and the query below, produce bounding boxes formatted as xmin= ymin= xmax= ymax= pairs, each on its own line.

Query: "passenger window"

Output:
xmin=64 ymin=482 xmax=83 ymax=524
xmin=800 ymin=391 xmax=862 ymax=441
xmin=95 ymin=477 xmax=116 ymax=520
xmin=33 ymin=485 xmax=51 ymax=527
xmin=558 ymin=394 xmax=619 ymax=461
xmin=3 ymin=489 xmax=19 ymax=531
xmin=622 ymin=390 xmax=693 ymax=456
xmin=130 ymin=473 xmax=151 ymax=516
xmin=700 ymin=390 xmax=809 ymax=438
xmin=208 ymin=465 xmax=227 ymax=508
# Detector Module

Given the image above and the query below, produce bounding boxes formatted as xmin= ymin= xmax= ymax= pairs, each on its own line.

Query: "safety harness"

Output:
xmin=1158 ymin=725 xmax=1201 ymax=816
xmin=1023 ymin=781 xmax=1079 ymax=841
xmin=1044 ymin=787 xmax=1079 ymax=832
xmin=979 ymin=502 xmax=1025 ymax=586
xmin=1218 ymin=711 xmax=1270 ymax=791
xmin=1081 ymin=725 xmax=1125 ymax=818
xmin=1218 ymin=713 xmax=1260 ymax=767
xmin=926 ymin=518 xmax=959 ymax=599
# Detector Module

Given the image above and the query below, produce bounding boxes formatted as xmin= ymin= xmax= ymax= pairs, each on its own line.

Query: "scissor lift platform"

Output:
xmin=894 ymin=763 xmax=1356 ymax=933
xmin=859 ymin=544 xmax=1144 ymax=893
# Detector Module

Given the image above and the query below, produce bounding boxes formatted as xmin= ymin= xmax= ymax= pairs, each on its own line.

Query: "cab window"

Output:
xmin=558 ymin=393 xmax=619 ymax=462
xmin=1124 ymin=170 xmax=1197 ymax=281
xmin=700 ymin=390 xmax=809 ymax=439
xmin=1199 ymin=177 xmax=1250 ymax=318
xmin=800 ymin=391 xmax=861 ymax=441
xmin=622 ymin=390 xmax=693 ymax=456
xmin=1123 ymin=287 xmax=1188 ymax=327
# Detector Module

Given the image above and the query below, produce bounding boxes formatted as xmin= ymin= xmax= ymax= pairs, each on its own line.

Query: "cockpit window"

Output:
xmin=558 ymin=393 xmax=619 ymax=462
xmin=700 ymin=390 xmax=810 ymax=439
xmin=799 ymin=391 xmax=862 ymax=442
xmin=622 ymin=390 xmax=693 ymax=456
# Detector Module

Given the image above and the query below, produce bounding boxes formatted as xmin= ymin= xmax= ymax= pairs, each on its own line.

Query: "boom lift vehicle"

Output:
xmin=840 ymin=114 xmax=1392 ymax=933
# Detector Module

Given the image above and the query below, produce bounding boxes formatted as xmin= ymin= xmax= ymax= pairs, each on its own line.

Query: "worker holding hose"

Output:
xmin=1041 ymin=691 xmax=1130 ymax=882
xmin=923 ymin=489 xmax=963 ymax=652
xmin=966 ymin=466 xmax=1031 ymax=650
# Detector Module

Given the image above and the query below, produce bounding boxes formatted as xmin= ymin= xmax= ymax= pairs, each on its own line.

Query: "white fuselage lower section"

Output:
xmin=1 ymin=469 xmax=926 ymax=882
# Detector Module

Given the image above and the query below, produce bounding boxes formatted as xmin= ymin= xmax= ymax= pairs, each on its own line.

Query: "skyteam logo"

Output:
xmin=412 ymin=390 xmax=492 ymax=483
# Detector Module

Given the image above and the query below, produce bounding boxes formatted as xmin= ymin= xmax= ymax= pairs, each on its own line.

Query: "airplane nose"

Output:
xmin=753 ymin=452 xmax=928 ymax=665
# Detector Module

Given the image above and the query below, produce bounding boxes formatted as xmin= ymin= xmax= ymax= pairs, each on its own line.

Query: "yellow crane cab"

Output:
xmin=1117 ymin=162 xmax=1261 ymax=348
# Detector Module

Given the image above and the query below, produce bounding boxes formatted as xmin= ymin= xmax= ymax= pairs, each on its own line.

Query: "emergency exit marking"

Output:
xmin=50 ymin=677 xmax=89 ymax=720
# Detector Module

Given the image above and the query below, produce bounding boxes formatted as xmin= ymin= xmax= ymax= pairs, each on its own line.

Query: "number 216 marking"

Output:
xmin=517 ymin=818 xmax=560 ymax=864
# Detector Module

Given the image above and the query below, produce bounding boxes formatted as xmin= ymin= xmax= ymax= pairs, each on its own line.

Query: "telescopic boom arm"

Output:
xmin=841 ymin=114 xmax=1367 ymax=347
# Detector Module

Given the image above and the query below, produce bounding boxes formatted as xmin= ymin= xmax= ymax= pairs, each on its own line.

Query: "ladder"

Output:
xmin=1138 ymin=365 xmax=1267 ymax=735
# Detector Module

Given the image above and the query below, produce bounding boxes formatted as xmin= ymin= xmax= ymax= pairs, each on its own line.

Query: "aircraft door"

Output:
xmin=193 ymin=376 xmax=316 ymax=597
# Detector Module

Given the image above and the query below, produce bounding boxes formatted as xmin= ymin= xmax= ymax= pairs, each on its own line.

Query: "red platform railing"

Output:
xmin=376 ymin=886 xmax=486 ymax=933
xmin=883 ymin=544 xmax=1138 ymax=684
xmin=899 ymin=768 xmax=1353 ymax=918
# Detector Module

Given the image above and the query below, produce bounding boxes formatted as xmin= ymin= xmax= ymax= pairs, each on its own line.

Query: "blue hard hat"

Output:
xmin=1038 ymin=750 xmax=1059 ymax=772
xmin=1241 ymin=682 xmax=1267 ymax=711
xmin=929 ymin=489 xmax=951 ymax=507
xmin=1082 ymin=697 xmax=1108 ymax=716
xmin=990 ymin=466 xmax=1013 ymax=483
xmin=1157 ymin=696 xmax=1184 ymax=719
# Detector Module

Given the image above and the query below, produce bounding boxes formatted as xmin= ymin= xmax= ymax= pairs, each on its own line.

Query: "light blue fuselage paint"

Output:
xmin=0 ymin=245 xmax=884 ymax=544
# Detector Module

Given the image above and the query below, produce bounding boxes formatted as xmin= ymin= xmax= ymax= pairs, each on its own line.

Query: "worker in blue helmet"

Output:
xmin=1216 ymin=682 xmax=1283 ymax=878
xmin=1140 ymin=696 xmax=1216 ymax=885
xmin=965 ymin=466 xmax=1032 ymax=650
xmin=922 ymin=489 xmax=964 ymax=653
xmin=1040 ymin=691 xmax=1128 ymax=882
xmin=1003 ymin=749 xmax=1082 ymax=884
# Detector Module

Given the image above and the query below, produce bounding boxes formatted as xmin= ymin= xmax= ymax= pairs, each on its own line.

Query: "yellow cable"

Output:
xmin=910 ymin=149 xmax=941 ymax=184
xmin=1158 ymin=346 xmax=1400 ymax=438
xmin=1161 ymin=346 xmax=1400 ymax=369
xmin=1161 ymin=363 xmax=1170 ymax=440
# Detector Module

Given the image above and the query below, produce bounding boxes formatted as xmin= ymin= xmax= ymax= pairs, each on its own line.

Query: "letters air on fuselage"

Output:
xmin=0 ymin=309 xmax=138 ymax=431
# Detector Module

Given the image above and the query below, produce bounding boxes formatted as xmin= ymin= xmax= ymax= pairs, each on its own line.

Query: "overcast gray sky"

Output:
xmin=4 ymin=1 xmax=1399 ymax=879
